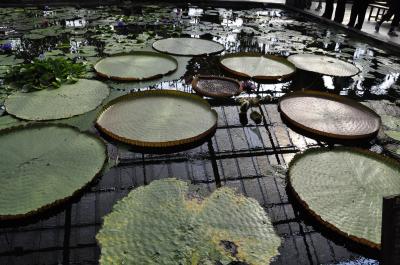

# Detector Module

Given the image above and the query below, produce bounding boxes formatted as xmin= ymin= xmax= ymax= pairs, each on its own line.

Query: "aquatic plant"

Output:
xmin=97 ymin=178 xmax=281 ymax=265
xmin=5 ymin=57 xmax=86 ymax=92
xmin=0 ymin=124 xmax=107 ymax=220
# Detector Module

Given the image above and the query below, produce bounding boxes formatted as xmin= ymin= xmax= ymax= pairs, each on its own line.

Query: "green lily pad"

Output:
xmin=94 ymin=52 xmax=178 ymax=81
xmin=288 ymin=147 xmax=400 ymax=248
xmin=0 ymin=124 xmax=107 ymax=220
xmin=220 ymin=53 xmax=296 ymax=81
xmin=96 ymin=90 xmax=217 ymax=148
xmin=385 ymin=130 xmax=400 ymax=143
xmin=287 ymin=54 xmax=360 ymax=77
xmin=5 ymin=79 xmax=110 ymax=121
xmin=0 ymin=115 xmax=28 ymax=130
xmin=381 ymin=115 xmax=400 ymax=130
xmin=97 ymin=178 xmax=281 ymax=265
xmin=0 ymin=54 xmax=24 ymax=66
xmin=152 ymin=37 xmax=225 ymax=56
xmin=24 ymin=33 xmax=46 ymax=40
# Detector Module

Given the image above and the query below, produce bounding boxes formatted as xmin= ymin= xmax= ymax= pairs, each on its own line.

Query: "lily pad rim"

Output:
xmin=4 ymin=78 xmax=110 ymax=122
xmin=287 ymin=53 xmax=360 ymax=77
xmin=0 ymin=123 xmax=108 ymax=222
xmin=278 ymin=90 xmax=381 ymax=141
xmin=96 ymin=89 xmax=218 ymax=148
xmin=219 ymin=52 xmax=297 ymax=81
xmin=288 ymin=147 xmax=400 ymax=250
xmin=191 ymin=74 xmax=243 ymax=98
xmin=152 ymin=37 xmax=225 ymax=57
xmin=94 ymin=51 xmax=179 ymax=81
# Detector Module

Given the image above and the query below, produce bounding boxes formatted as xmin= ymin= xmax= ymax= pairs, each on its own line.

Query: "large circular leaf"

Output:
xmin=287 ymin=54 xmax=360 ymax=77
xmin=97 ymin=178 xmax=281 ymax=265
xmin=152 ymin=37 xmax=225 ymax=56
xmin=94 ymin=51 xmax=178 ymax=81
xmin=288 ymin=147 xmax=400 ymax=248
xmin=279 ymin=91 xmax=381 ymax=141
xmin=220 ymin=53 xmax=296 ymax=81
xmin=5 ymin=79 xmax=110 ymax=121
xmin=0 ymin=124 xmax=107 ymax=220
xmin=96 ymin=90 xmax=217 ymax=148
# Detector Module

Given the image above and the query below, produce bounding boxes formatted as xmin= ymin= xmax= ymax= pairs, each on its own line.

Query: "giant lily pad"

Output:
xmin=97 ymin=178 xmax=281 ymax=265
xmin=96 ymin=90 xmax=217 ymax=149
xmin=288 ymin=147 xmax=400 ymax=248
xmin=152 ymin=37 xmax=225 ymax=56
xmin=220 ymin=53 xmax=296 ymax=81
xmin=5 ymin=79 xmax=110 ymax=121
xmin=287 ymin=54 xmax=360 ymax=77
xmin=279 ymin=91 xmax=381 ymax=141
xmin=94 ymin=51 xmax=178 ymax=81
xmin=0 ymin=124 xmax=107 ymax=220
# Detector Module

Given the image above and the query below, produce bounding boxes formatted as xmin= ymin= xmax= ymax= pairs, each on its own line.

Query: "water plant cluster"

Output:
xmin=5 ymin=58 xmax=86 ymax=91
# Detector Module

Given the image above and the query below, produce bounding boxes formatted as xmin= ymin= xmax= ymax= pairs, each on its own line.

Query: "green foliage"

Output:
xmin=97 ymin=179 xmax=281 ymax=265
xmin=5 ymin=57 xmax=86 ymax=92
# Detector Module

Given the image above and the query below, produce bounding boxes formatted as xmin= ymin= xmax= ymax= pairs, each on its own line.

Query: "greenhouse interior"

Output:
xmin=0 ymin=0 xmax=399 ymax=264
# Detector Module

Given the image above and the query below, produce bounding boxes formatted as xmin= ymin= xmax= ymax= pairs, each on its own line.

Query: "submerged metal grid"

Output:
xmin=0 ymin=91 xmax=376 ymax=265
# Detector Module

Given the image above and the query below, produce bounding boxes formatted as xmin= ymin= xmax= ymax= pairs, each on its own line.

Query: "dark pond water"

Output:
xmin=1 ymin=2 xmax=398 ymax=265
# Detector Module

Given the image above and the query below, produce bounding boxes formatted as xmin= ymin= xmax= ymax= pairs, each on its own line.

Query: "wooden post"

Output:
xmin=381 ymin=194 xmax=400 ymax=265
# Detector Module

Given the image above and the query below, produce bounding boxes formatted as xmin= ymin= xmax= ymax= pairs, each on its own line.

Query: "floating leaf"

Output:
xmin=287 ymin=54 xmax=360 ymax=77
xmin=0 ymin=115 xmax=28 ymax=130
xmin=0 ymin=124 xmax=107 ymax=220
xmin=5 ymin=79 xmax=110 ymax=121
xmin=288 ymin=147 xmax=400 ymax=248
xmin=385 ymin=130 xmax=400 ymax=143
xmin=279 ymin=91 xmax=381 ymax=141
xmin=220 ymin=53 xmax=296 ymax=81
xmin=97 ymin=178 xmax=281 ymax=265
xmin=96 ymin=90 xmax=217 ymax=149
xmin=0 ymin=54 xmax=24 ymax=66
xmin=94 ymin=52 xmax=178 ymax=81
xmin=152 ymin=37 xmax=225 ymax=56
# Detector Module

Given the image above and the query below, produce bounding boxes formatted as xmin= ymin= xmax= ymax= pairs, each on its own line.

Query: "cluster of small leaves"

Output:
xmin=5 ymin=58 xmax=86 ymax=92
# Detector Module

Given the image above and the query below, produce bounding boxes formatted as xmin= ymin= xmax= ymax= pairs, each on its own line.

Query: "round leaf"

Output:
xmin=288 ymin=147 xmax=400 ymax=248
xmin=287 ymin=54 xmax=360 ymax=77
xmin=152 ymin=37 xmax=224 ymax=56
xmin=220 ymin=53 xmax=296 ymax=81
xmin=96 ymin=90 xmax=217 ymax=148
xmin=5 ymin=79 xmax=110 ymax=121
xmin=94 ymin=52 xmax=178 ymax=81
xmin=279 ymin=91 xmax=381 ymax=141
xmin=0 ymin=124 xmax=107 ymax=220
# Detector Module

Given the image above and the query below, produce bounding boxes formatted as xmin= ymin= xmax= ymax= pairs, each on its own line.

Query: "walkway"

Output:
xmin=305 ymin=1 xmax=400 ymax=47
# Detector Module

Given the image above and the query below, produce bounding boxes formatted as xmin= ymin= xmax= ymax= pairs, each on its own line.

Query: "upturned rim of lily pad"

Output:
xmin=278 ymin=90 xmax=381 ymax=142
xmin=191 ymin=75 xmax=243 ymax=98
